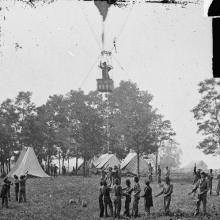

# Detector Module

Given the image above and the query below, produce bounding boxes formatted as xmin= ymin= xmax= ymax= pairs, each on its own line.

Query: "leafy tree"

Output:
xmin=107 ymin=81 xmax=159 ymax=176
xmin=41 ymin=94 xmax=69 ymax=169
xmin=14 ymin=91 xmax=37 ymax=148
xmin=66 ymin=90 xmax=105 ymax=175
xmin=192 ymin=78 xmax=220 ymax=155
xmin=150 ymin=115 xmax=176 ymax=174
xmin=0 ymin=99 xmax=18 ymax=174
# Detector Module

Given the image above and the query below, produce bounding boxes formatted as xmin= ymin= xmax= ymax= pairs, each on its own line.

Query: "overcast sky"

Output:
xmin=1 ymin=0 xmax=218 ymax=168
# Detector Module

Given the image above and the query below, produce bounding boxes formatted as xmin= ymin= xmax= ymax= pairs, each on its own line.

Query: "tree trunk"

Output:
xmin=8 ymin=158 xmax=11 ymax=171
xmin=58 ymin=151 xmax=61 ymax=175
xmin=155 ymin=149 xmax=158 ymax=176
xmin=68 ymin=156 xmax=69 ymax=173
xmin=62 ymin=156 xmax=65 ymax=167
xmin=137 ymin=146 xmax=140 ymax=178
xmin=47 ymin=155 xmax=50 ymax=175
xmin=6 ymin=160 xmax=9 ymax=174
xmin=75 ymin=157 xmax=78 ymax=175
xmin=83 ymin=159 xmax=86 ymax=177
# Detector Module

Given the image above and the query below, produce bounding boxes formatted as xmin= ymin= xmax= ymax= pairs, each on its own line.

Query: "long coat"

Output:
xmin=143 ymin=185 xmax=153 ymax=207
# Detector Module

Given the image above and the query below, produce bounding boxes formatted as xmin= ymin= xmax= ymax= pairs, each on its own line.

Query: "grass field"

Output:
xmin=1 ymin=175 xmax=220 ymax=220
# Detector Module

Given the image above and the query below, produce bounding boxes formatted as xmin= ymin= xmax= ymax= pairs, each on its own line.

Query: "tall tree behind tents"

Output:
xmin=150 ymin=115 xmax=176 ymax=175
xmin=14 ymin=91 xmax=37 ymax=148
xmin=0 ymin=98 xmax=19 ymax=173
xmin=87 ymin=91 xmax=126 ymax=158
xmin=107 ymin=81 xmax=159 ymax=177
xmin=192 ymin=78 xmax=220 ymax=155
xmin=41 ymin=94 xmax=69 ymax=170
xmin=66 ymin=90 xmax=105 ymax=176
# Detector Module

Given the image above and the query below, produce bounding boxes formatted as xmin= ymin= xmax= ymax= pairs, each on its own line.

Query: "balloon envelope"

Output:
xmin=94 ymin=0 xmax=111 ymax=21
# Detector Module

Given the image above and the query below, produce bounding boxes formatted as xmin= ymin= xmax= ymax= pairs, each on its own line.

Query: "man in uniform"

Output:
xmin=103 ymin=180 xmax=113 ymax=217
xmin=112 ymin=178 xmax=123 ymax=218
xmin=14 ymin=175 xmax=19 ymax=201
xmin=99 ymin=180 xmax=104 ymax=217
xmin=132 ymin=176 xmax=141 ymax=217
xmin=53 ymin=164 xmax=58 ymax=177
xmin=193 ymin=164 xmax=201 ymax=184
xmin=122 ymin=179 xmax=133 ymax=217
xmin=0 ymin=178 xmax=9 ymax=208
xmin=189 ymin=171 xmax=209 ymax=216
xmin=155 ymin=177 xmax=173 ymax=215
xmin=19 ymin=172 xmax=28 ymax=203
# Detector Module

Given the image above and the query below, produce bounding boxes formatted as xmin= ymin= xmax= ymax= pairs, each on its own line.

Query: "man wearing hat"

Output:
xmin=189 ymin=171 xmax=209 ymax=216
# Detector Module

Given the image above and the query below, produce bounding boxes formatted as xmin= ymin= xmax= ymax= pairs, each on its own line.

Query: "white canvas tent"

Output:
xmin=120 ymin=152 xmax=149 ymax=176
xmin=7 ymin=147 xmax=49 ymax=178
xmin=93 ymin=153 xmax=120 ymax=170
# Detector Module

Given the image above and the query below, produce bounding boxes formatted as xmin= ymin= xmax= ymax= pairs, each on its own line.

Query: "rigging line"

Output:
xmin=78 ymin=54 xmax=101 ymax=89
xmin=112 ymin=54 xmax=132 ymax=80
xmin=109 ymin=0 xmax=136 ymax=53
xmin=106 ymin=92 xmax=110 ymax=153
xmin=79 ymin=1 xmax=102 ymax=51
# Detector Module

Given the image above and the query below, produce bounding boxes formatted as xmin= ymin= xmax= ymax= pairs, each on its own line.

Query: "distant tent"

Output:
xmin=7 ymin=147 xmax=49 ymax=178
xmin=88 ymin=155 xmax=99 ymax=168
xmin=120 ymin=152 xmax=148 ymax=176
xmin=93 ymin=154 xmax=120 ymax=170
xmin=53 ymin=157 xmax=84 ymax=173
xmin=178 ymin=160 xmax=208 ymax=173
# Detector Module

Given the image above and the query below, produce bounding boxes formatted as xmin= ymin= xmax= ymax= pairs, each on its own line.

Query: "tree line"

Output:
xmin=0 ymin=81 xmax=178 ymax=176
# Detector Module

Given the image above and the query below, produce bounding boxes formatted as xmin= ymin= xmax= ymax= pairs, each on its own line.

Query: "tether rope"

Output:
xmin=79 ymin=1 xmax=102 ymax=51
xmin=109 ymin=1 xmax=136 ymax=53
xmin=78 ymin=54 xmax=101 ymax=89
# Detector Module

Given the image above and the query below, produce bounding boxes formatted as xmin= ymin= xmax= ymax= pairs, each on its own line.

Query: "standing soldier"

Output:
xmin=141 ymin=180 xmax=153 ymax=216
xmin=19 ymin=172 xmax=28 ymax=203
xmin=103 ymin=180 xmax=113 ymax=217
xmin=14 ymin=175 xmax=19 ymax=202
xmin=53 ymin=164 xmax=58 ymax=177
xmin=155 ymin=177 xmax=173 ymax=215
xmin=4 ymin=177 xmax=12 ymax=201
xmin=50 ymin=164 xmax=54 ymax=176
xmin=113 ymin=178 xmax=123 ymax=218
xmin=0 ymin=178 xmax=9 ymax=208
xmin=132 ymin=176 xmax=141 ymax=217
xmin=193 ymin=164 xmax=201 ymax=184
xmin=157 ymin=165 xmax=162 ymax=184
xmin=101 ymin=169 xmax=106 ymax=181
xmin=208 ymin=169 xmax=214 ymax=195
xmin=123 ymin=179 xmax=133 ymax=217
xmin=99 ymin=180 xmax=104 ymax=218
xmin=216 ymin=173 xmax=220 ymax=196
xmin=189 ymin=171 xmax=209 ymax=216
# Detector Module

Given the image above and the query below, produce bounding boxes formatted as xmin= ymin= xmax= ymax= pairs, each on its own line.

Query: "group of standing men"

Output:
xmin=99 ymin=164 xmax=174 ymax=218
xmin=0 ymin=172 xmax=28 ymax=208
